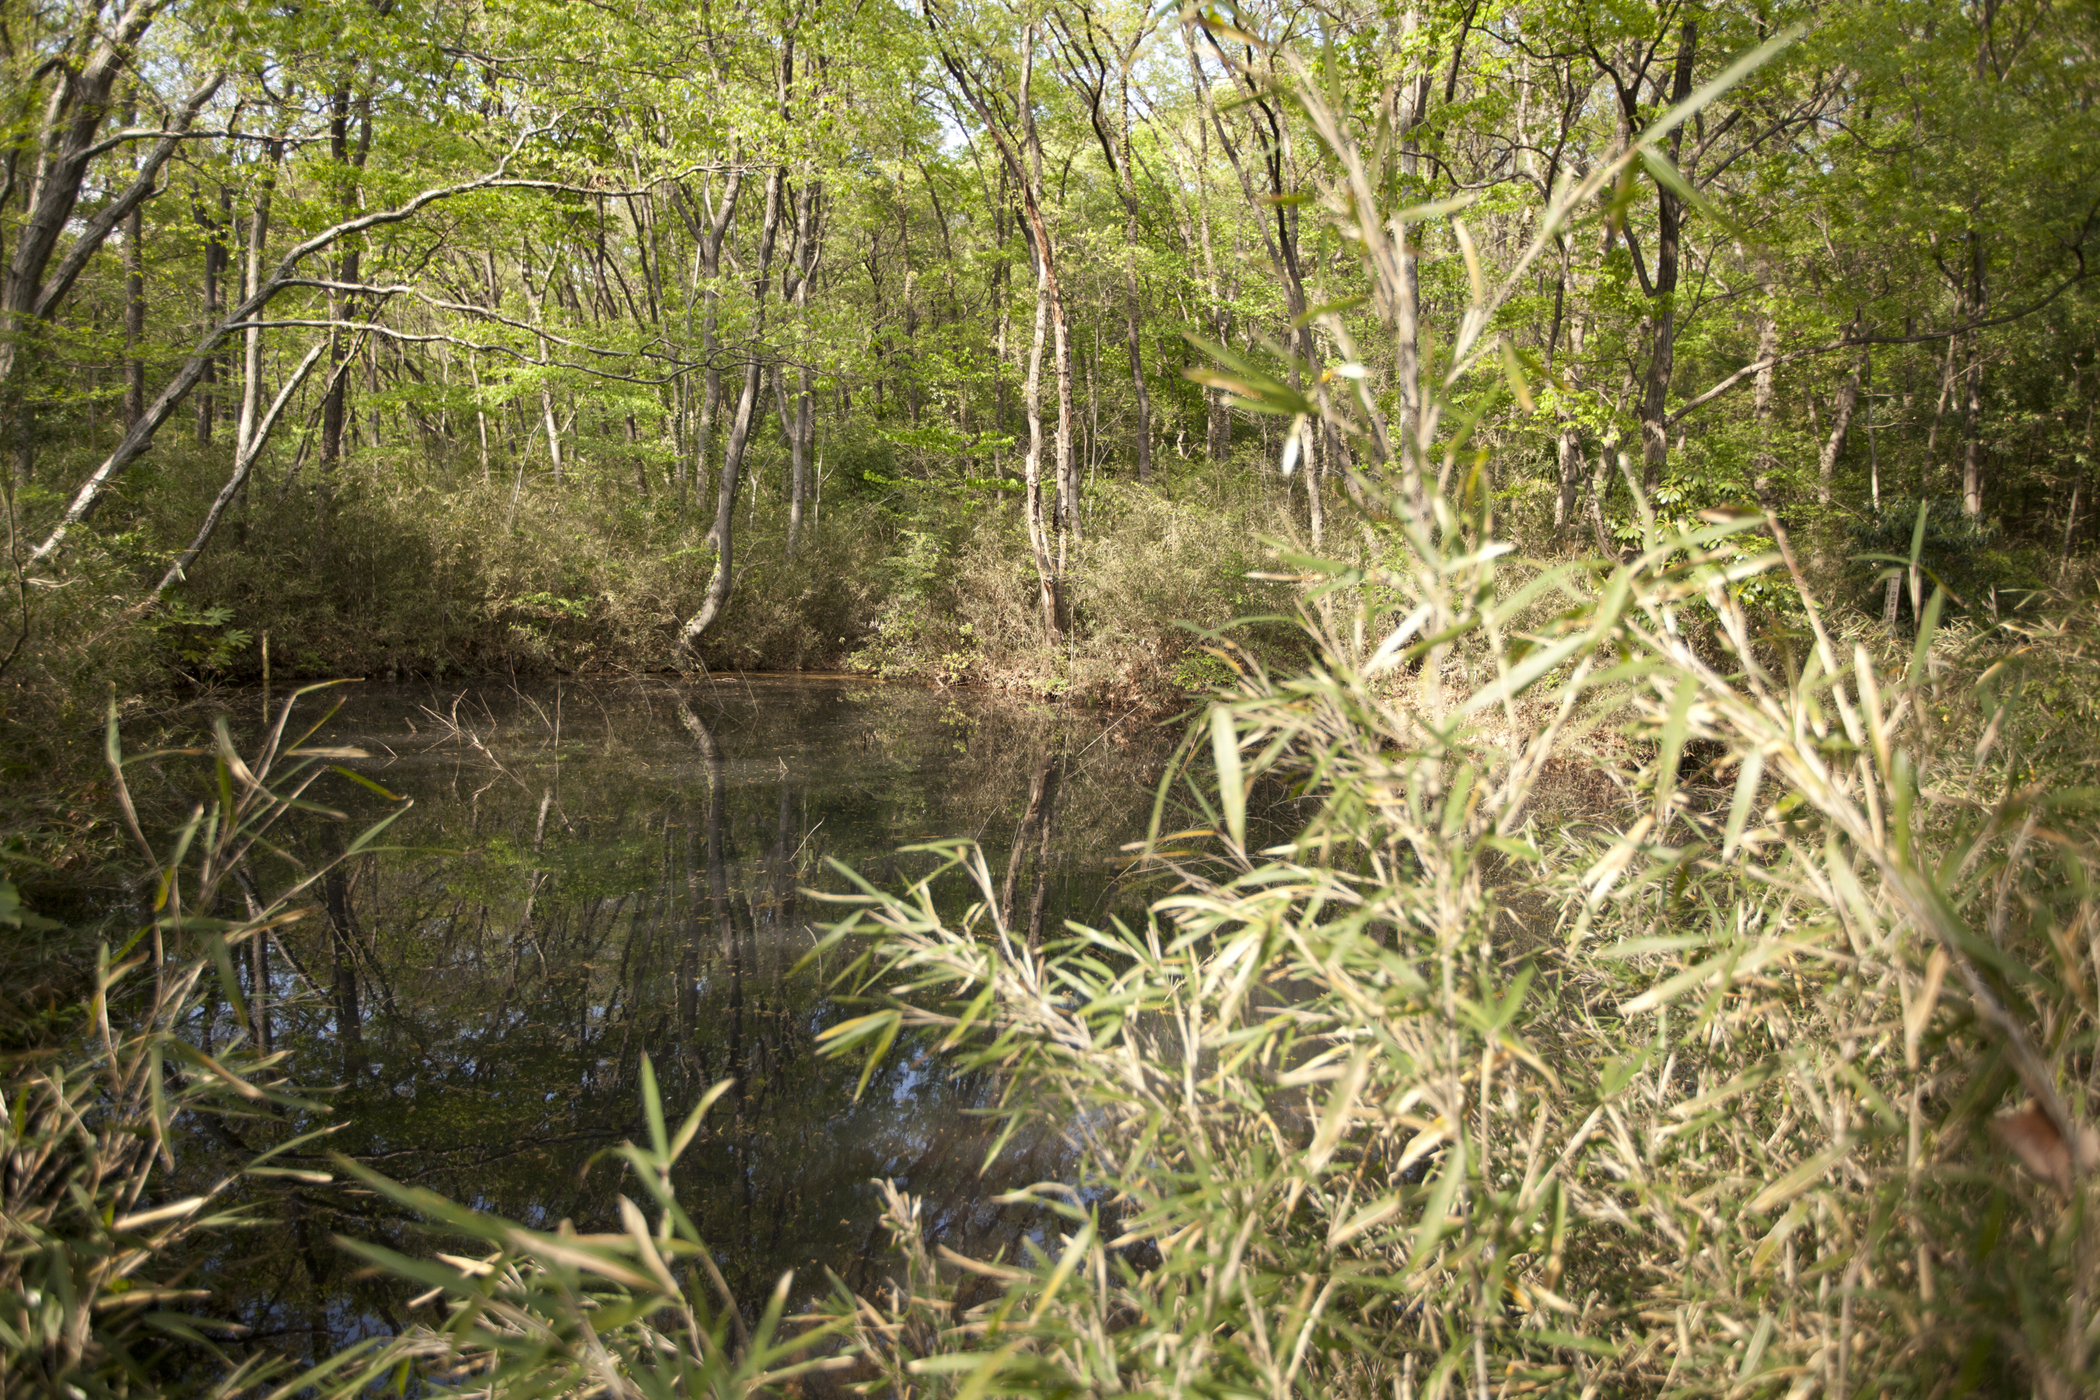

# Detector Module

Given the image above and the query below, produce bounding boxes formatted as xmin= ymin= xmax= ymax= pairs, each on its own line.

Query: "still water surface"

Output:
xmin=200 ymin=676 xmax=1177 ymax=1357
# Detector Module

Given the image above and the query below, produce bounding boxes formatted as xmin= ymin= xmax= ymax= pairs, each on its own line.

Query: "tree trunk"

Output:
xmin=773 ymin=369 xmax=810 ymax=554
xmin=1026 ymin=151 xmax=1078 ymax=549
xmin=1019 ymin=218 xmax=1062 ymax=641
xmin=0 ymin=0 xmax=177 ymax=393
xmin=1187 ymin=20 xmax=1324 ymax=512
xmin=156 ymin=341 xmax=327 ymax=595
xmin=777 ymin=176 xmax=820 ymax=556
xmin=320 ymin=87 xmax=373 ymax=474
xmin=123 ymin=201 xmax=145 ymax=429
xmin=1816 ymin=358 xmax=1861 ymax=508
xmin=930 ymin=16 xmax=1071 ymax=636
xmin=1123 ymin=202 xmax=1151 ymax=485
xmin=694 ymin=170 xmax=745 ymax=512
xmin=30 ymin=151 xmax=588 ymax=571
xmin=1638 ymin=19 xmax=1698 ymax=491
xmin=1553 ymin=303 xmax=1586 ymax=534
xmin=1391 ymin=10 xmax=1430 ymax=473
xmin=1864 ymin=346 xmax=1880 ymax=512
xmin=1109 ymin=67 xmax=1153 ymax=485
xmin=236 ymin=140 xmax=284 ymax=464
xmin=195 ymin=188 xmax=222 ymax=447
xmin=679 ymin=164 xmax=786 ymax=659
xmin=1961 ymin=230 xmax=1987 ymax=518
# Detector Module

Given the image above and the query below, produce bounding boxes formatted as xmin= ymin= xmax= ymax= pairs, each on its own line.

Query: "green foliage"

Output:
xmin=146 ymin=601 xmax=253 ymax=675
xmin=1849 ymin=497 xmax=2049 ymax=617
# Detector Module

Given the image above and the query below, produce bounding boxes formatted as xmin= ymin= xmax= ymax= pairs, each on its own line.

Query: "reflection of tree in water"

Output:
xmin=179 ymin=679 xmax=1165 ymax=1364
xmin=1000 ymin=750 xmax=1063 ymax=947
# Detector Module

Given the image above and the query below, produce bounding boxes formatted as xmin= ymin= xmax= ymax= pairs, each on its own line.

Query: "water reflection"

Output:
xmin=194 ymin=678 xmax=1170 ymax=1360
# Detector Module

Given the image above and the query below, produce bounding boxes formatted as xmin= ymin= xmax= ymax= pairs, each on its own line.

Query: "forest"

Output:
xmin=2 ymin=0 xmax=2091 ymax=715
xmin=7 ymin=0 xmax=2100 ymax=1395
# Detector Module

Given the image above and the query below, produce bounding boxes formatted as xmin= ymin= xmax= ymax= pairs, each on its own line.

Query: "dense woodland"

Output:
xmin=2 ymin=0 xmax=2095 ymax=720
xmin=10 ymin=1 xmax=2100 ymax=1397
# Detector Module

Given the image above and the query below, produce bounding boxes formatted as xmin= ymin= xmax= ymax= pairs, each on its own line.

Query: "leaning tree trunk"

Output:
xmin=678 ymin=166 xmax=785 ymax=659
xmin=1816 ymin=356 xmax=1862 ymax=508
xmin=124 ymin=180 xmax=145 ymax=427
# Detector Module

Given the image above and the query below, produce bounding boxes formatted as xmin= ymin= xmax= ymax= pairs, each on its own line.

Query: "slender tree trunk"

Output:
xmin=320 ymin=88 xmax=372 ymax=474
xmin=195 ymin=188 xmax=222 ymax=447
xmin=1865 ymin=346 xmax=1880 ymax=512
xmin=1122 ymin=204 xmax=1151 ymax=485
xmin=1021 ymin=92 xmax=1078 ymax=551
xmin=236 ymin=140 xmax=284 ymax=464
xmin=679 ymin=163 xmax=786 ymax=658
xmin=1816 ymin=357 xmax=1861 ymax=508
xmin=1020 ymin=220 xmax=1062 ymax=641
xmin=1201 ymin=249 xmax=1230 ymax=461
xmin=777 ymin=177 xmax=820 ymax=555
xmin=992 ymin=172 xmax=1011 ymax=456
xmin=123 ymin=206 xmax=145 ymax=429
xmin=1391 ymin=10 xmax=1430 ymax=469
xmin=468 ymin=360 xmax=492 ymax=483
xmin=1553 ymin=304 xmax=1586 ymax=534
xmin=1110 ymin=68 xmax=1152 ymax=485
xmin=157 ymin=341 xmax=326 ymax=595
xmin=695 ymin=170 xmax=744 ymax=512
xmin=921 ymin=16 xmax=1074 ymax=621
xmin=899 ymin=196 xmax=920 ymax=427
xmin=1750 ymin=307 xmax=1781 ymax=490
xmin=1588 ymin=436 xmax=1614 ymax=555
xmin=1638 ymin=19 xmax=1697 ymax=491
xmin=518 ymin=246 xmax=565 ymax=487
xmin=1961 ymin=230 xmax=1987 ymax=518
xmin=773 ymin=370 xmax=808 ymax=552
xmin=1187 ymin=20 xmax=1323 ymax=517
xmin=540 ymin=386 xmax=563 ymax=484
xmin=2061 ymin=482 xmax=2084 ymax=581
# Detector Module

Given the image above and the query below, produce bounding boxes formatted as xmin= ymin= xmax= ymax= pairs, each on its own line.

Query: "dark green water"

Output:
xmin=180 ymin=677 xmax=1178 ymax=1359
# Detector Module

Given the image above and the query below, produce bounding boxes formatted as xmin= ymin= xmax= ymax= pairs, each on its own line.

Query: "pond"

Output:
xmin=177 ymin=676 xmax=1184 ymax=1362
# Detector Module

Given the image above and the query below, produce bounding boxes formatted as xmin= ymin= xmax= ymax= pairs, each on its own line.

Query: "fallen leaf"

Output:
xmin=1992 ymin=1102 xmax=2073 ymax=1194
